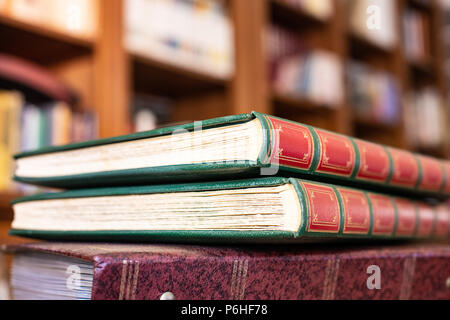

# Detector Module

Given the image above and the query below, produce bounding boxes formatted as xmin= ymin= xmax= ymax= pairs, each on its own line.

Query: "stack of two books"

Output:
xmin=4 ymin=112 xmax=450 ymax=300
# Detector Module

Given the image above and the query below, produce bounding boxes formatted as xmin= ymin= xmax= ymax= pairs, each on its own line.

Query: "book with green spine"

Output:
xmin=13 ymin=112 xmax=450 ymax=198
xmin=9 ymin=177 xmax=450 ymax=242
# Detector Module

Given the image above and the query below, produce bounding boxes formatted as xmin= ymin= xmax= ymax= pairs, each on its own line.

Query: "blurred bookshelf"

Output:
xmin=0 ymin=0 xmax=450 ymax=242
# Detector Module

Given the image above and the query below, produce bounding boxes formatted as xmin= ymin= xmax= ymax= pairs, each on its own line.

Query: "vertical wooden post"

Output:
xmin=328 ymin=0 xmax=352 ymax=135
xmin=390 ymin=0 xmax=408 ymax=150
xmin=94 ymin=0 xmax=130 ymax=138
xmin=430 ymin=1 xmax=449 ymax=158
xmin=229 ymin=0 xmax=270 ymax=115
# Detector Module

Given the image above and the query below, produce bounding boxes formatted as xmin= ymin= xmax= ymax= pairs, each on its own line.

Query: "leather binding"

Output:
xmin=9 ymin=177 xmax=450 ymax=242
xmin=5 ymin=242 xmax=450 ymax=300
xmin=13 ymin=112 xmax=450 ymax=198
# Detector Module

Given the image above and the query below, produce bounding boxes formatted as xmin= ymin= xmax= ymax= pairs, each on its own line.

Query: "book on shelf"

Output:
xmin=404 ymin=88 xmax=446 ymax=150
xmin=125 ymin=0 xmax=234 ymax=79
xmin=265 ymin=24 xmax=305 ymax=76
xmin=266 ymin=25 xmax=342 ymax=107
xmin=347 ymin=0 xmax=397 ymax=49
xmin=270 ymin=48 xmax=344 ymax=108
xmin=348 ymin=62 xmax=401 ymax=125
xmin=0 ymin=91 xmax=21 ymax=191
xmin=5 ymin=242 xmax=450 ymax=300
xmin=12 ymin=112 xmax=450 ymax=198
xmin=403 ymin=7 xmax=431 ymax=63
xmin=8 ymin=176 xmax=450 ymax=242
xmin=1 ymin=0 xmax=98 ymax=38
xmin=0 ymin=90 xmax=97 ymax=192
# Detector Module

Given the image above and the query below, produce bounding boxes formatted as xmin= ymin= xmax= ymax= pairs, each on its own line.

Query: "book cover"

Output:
xmin=13 ymin=112 xmax=450 ymax=199
xmin=9 ymin=177 xmax=450 ymax=242
xmin=5 ymin=242 xmax=450 ymax=300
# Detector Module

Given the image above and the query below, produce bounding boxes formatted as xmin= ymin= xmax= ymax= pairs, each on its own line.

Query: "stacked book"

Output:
xmin=3 ymin=112 xmax=450 ymax=300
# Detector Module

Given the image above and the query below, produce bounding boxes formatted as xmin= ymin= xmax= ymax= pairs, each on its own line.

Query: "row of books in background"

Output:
xmin=347 ymin=0 xmax=398 ymax=49
xmin=0 ymin=0 xmax=98 ymax=38
xmin=403 ymin=8 xmax=431 ymax=63
xmin=0 ymin=91 xmax=97 ymax=192
xmin=266 ymin=25 xmax=344 ymax=108
xmin=347 ymin=0 xmax=434 ymax=63
xmin=125 ymin=0 xmax=234 ymax=79
xmin=404 ymin=89 xmax=447 ymax=149
xmin=347 ymin=62 xmax=401 ymax=125
xmin=0 ymin=0 xmax=234 ymax=79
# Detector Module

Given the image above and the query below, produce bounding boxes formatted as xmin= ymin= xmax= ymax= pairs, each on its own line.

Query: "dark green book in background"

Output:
xmin=9 ymin=177 xmax=450 ymax=242
xmin=13 ymin=112 xmax=450 ymax=198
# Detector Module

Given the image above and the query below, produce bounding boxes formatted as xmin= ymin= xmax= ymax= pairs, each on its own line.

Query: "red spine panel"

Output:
xmin=388 ymin=148 xmax=420 ymax=188
xmin=394 ymin=199 xmax=417 ymax=237
xmin=314 ymin=129 xmax=356 ymax=177
xmin=337 ymin=188 xmax=371 ymax=235
xmin=354 ymin=139 xmax=390 ymax=183
xmin=435 ymin=204 xmax=450 ymax=237
xmin=368 ymin=194 xmax=396 ymax=236
xmin=418 ymin=155 xmax=444 ymax=192
xmin=266 ymin=117 xmax=314 ymax=170
xmin=416 ymin=204 xmax=435 ymax=238
xmin=300 ymin=182 xmax=340 ymax=234
xmin=444 ymin=162 xmax=450 ymax=194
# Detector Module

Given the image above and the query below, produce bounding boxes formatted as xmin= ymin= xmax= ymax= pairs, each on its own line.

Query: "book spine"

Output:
xmin=258 ymin=113 xmax=450 ymax=197
xmin=289 ymin=178 xmax=449 ymax=239
xmin=90 ymin=247 xmax=450 ymax=300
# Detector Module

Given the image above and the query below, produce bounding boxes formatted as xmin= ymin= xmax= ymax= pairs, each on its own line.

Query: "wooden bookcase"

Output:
xmin=0 ymin=0 xmax=449 ymax=242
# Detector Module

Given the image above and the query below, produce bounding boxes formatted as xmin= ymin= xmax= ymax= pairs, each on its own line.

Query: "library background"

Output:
xmin=0 ymin=0 xmax=450 ymax=300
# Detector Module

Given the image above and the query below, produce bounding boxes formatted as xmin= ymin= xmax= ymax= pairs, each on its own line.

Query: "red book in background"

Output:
xmin=5 ymin=242 xmax=450 ymax=300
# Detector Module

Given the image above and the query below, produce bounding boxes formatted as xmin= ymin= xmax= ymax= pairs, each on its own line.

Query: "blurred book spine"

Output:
xmin=0 ymin=91 xmax=98 ymax=192
xmin=267 ymin=25 xmax=343 ymax=108
xmin=125 ymin=0 xmax=234 ymax=79
xmin=1 ymin=0 xmax=98 ymax=38
xmin=348 ymin=62 xmax=401 ymax=125
xmin=403 ymin=8 xmax=431 ymax=63
xmin=347 ymin=0 xmax=397 ymax=49
xmin=0 ymin=92 xmax=22 ymax=191
xmin=404 ymin=88 xmax=446 ymax=149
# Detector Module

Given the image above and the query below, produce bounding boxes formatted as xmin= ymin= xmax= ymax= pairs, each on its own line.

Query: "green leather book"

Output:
xmin=9 ymin=177 xmax=450 ymax=242
xmin=14 ymin=112 xmax=450 ymax=198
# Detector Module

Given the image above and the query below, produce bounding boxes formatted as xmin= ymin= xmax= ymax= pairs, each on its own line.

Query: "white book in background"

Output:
xmin=125 ymin=0 xmax=233 ymax=79
xmin=349 ymin=0 xmax=397 ymax=49
xmin=21 ymin=105 xmax=41 ymax=152
xmin=9 ymin=0 xmax=50 ymax=25
xmin=310 ymin=51 xmax=343 ymax=108
xmin=302 ymin=0 xmax=333 ymax=20
xmin=50 ymin=0 xmax=98 ymax=38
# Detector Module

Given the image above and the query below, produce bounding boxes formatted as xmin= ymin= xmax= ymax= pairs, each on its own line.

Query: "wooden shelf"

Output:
xmin=407 ymin=0 xmax=433 ymax=11
xmin=353 ymin=115 xmax=400 ymax=132
xmin=132 ymin=52 xmax=229 ymax=98
xmin=348 ymin=31 xmax=394 ymax=59
xmin=0 ymin=191 xmax=23 ymax=220
xmin=270 ymin=0 xmax=329 ymax=30
xmin=272 ymin=92 xmax=336 ymax=112
xmin=0 ymin=14 xmax=93 ymax=65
